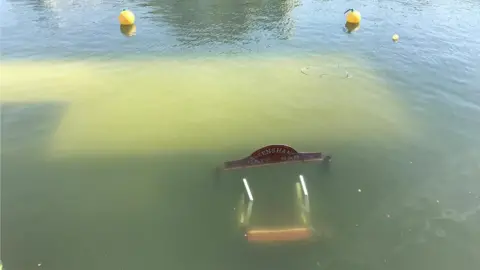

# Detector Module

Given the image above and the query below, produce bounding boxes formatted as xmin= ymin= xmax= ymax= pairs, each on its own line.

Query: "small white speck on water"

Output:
xmin=436 ymin=200 xmax=440 ymax=204
xmin=384 ymin=259 xmax=387 ymax=263
xmin=386 ymin=214 xmax=391 ymax=218
xmin=38 ymin=263 xmax=42 ymax=267
xmin=409 ymin=161 xmax=413 ymax=164
xmin=355 ymin=224 xmax=359 ymax=227
xmin=358 ymin=189 xmax=362 ymax=193
xmin=316 ymin=261 xmax=321 ymax=267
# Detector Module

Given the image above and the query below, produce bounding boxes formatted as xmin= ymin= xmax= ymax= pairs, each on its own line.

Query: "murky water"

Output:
xmin=1 ymin=0 xmax=480 ymax=270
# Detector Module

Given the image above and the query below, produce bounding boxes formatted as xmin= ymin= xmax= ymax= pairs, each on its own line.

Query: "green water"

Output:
xmin=1 ymin=0 xmax=480 ymax=269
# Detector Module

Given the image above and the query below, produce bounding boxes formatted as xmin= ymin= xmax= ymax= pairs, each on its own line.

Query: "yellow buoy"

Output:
xmin=119 ymin=9 xmax=135 ymax=26
xmin=392 ymin=34 xmax=399 ymax=42
xmin=344 ymin=9 xmax=361 ymax=24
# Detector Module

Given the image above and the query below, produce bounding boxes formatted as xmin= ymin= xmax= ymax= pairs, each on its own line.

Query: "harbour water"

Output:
xmin=1 ymin=0 xmax=479 ymax=269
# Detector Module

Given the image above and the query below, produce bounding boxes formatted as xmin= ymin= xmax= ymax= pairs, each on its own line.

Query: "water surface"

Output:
xmin=1 ymin=0 xmax=480 ymax=269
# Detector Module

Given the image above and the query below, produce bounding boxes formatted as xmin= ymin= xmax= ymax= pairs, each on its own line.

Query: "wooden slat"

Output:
xmin=246 ymin=228 xmax=312 ymax=242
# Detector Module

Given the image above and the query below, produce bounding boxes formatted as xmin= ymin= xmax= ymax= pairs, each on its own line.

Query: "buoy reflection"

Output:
xmin=120 ymin=24 xmax=136 ymax=37
xmin=344 ymin=22 xmax=360 ymax=33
